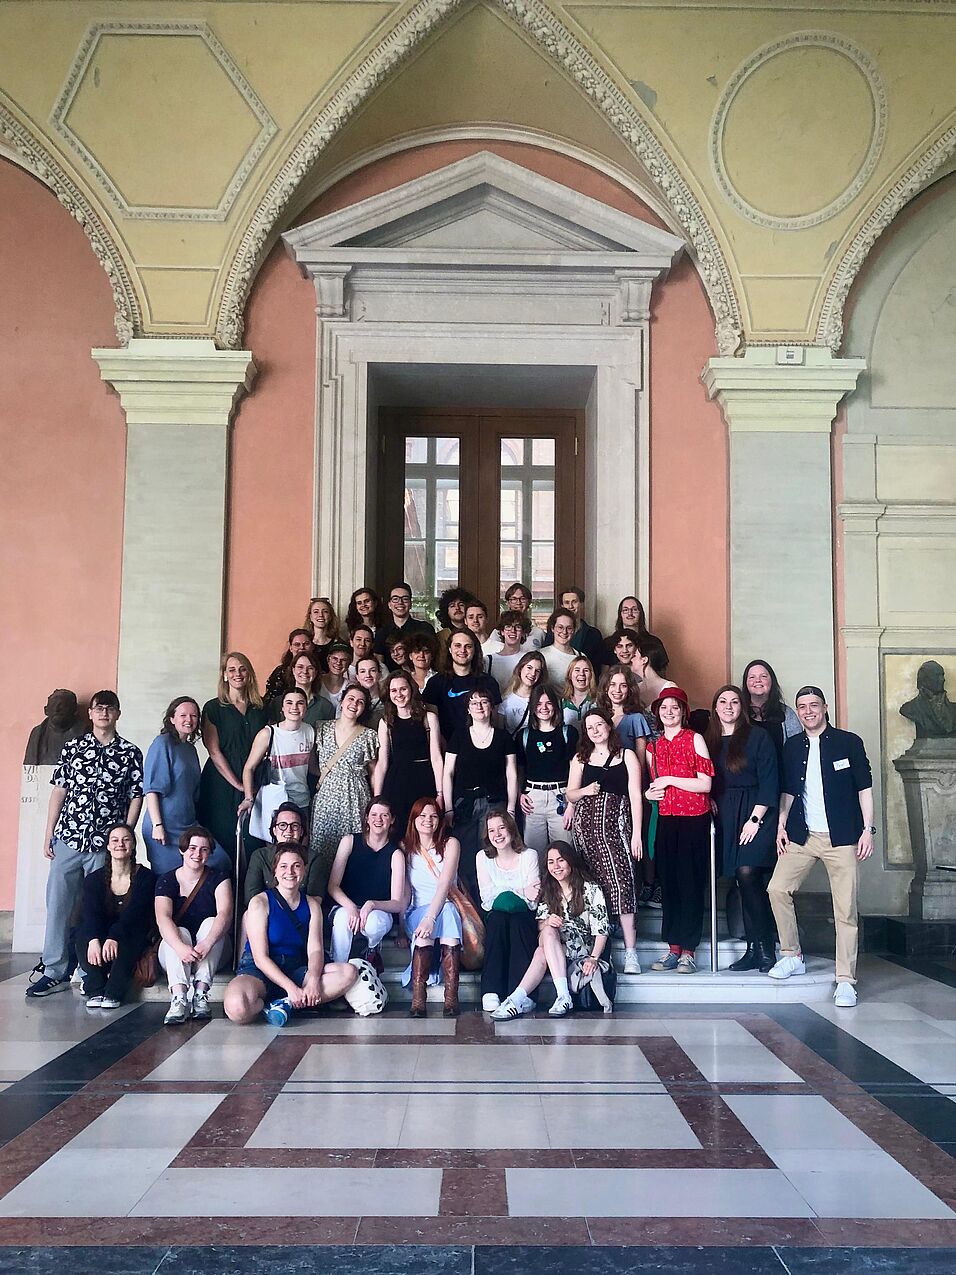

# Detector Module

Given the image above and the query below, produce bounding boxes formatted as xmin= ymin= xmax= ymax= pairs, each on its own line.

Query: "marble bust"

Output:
xmin=23 ymin=689 xmax=84 ymax=766
xmin=900 ymin=661 xmax=956 ymax=741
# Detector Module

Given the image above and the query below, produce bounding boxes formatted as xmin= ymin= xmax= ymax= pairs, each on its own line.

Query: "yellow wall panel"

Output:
xmin=138 ymin=267 xmax=218 ymax=326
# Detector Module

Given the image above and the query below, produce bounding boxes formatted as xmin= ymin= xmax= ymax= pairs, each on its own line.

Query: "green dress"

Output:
xmin=198 ymin=698 xmax=268 ymax=859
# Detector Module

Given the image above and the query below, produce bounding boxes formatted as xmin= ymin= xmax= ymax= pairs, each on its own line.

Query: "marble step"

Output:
xmin=138 ymin=940 xmax=834 ymax=1005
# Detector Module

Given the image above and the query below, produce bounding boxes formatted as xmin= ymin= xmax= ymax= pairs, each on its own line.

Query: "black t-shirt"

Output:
xmin=155 ymin=868 xmax=228 ymax=940
xmin=424 ymin=673 xmax=501 ymax=742
xmin=448 ymin=728 xmax=516 ymax=803
xmin=373 ymin=618 xmax=435 ymax=669
xmin=517 ymin=725 xmax=578 ymax=783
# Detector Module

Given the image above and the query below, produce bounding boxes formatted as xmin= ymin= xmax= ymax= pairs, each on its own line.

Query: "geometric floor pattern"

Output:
xmin=2 ymin=953 xmax=956 ymax=1273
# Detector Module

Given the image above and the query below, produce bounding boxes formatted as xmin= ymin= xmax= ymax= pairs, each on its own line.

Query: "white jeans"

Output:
xmin=158 ymin=917 xmax=230 ymax=991
xmin=329 ymin=905 xmax=393 ymax=964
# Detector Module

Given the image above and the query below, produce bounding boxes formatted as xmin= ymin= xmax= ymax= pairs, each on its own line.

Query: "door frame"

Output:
xmin=377 ymin=406 xmax=585 ymax=615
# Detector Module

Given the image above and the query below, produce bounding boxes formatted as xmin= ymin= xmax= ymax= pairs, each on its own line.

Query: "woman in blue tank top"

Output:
xmin=224 ymin=845 xmax=357 ymax=1026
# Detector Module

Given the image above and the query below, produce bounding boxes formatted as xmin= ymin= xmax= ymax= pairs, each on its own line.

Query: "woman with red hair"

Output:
xmin=402 ymin=798 xmax=463 ymax=1018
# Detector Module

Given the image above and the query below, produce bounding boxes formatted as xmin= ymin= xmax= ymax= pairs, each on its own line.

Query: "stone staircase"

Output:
xmin=140 ymin=906 xmax=835 ymax=1006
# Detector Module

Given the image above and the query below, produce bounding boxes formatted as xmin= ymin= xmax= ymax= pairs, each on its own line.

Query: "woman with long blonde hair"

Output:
xmin=198 ymin=652 xmax=267 ymax=860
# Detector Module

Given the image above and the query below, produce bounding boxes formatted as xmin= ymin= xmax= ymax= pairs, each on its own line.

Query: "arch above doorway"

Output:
xmin=216 ymin=0 xmax=739 ymax=354
xmin=282 ymin=150 xmax=684 ymax=627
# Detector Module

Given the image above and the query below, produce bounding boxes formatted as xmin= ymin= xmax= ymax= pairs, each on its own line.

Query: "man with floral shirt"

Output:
xmin=27 ymin=690 xmax=144 ymax=998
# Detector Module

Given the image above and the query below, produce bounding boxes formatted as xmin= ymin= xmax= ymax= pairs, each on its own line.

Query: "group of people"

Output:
xmin=26 ymin=580 xmax=876 ymax=1022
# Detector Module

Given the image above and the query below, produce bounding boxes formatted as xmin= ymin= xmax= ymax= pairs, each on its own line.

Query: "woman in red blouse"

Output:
xmin=644 ymin=687 xmax=714 ymax=974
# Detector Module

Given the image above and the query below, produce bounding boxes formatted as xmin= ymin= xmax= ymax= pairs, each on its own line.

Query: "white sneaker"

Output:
xmin=768 ymin=955 xmax=806 ymax=980
xmin=491 ymin=995 xmax=532 ymax=1021
xmin=548 ymin=994 xmax=573 ymax=1017
xmin=834 ymin=981 xmax=857 ymax=1008
xmin=622 ymin=948 xmax=641 ymax=975
xmin=481 ymin=993 xmax=501 ymax=1012
xmin=164 ymin=994 xmax=190 ymax=1025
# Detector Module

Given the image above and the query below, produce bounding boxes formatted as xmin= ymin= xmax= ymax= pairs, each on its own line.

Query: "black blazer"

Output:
xmin=781 ymin=726 xmax=872 ymax=847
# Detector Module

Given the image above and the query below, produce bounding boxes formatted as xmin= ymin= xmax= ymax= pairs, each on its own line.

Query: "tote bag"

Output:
xmin=249 ymin=728 xmax=291 ymax=841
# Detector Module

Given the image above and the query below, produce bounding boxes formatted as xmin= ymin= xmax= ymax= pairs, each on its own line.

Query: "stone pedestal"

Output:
xmin=14 ymin=766 xmax=54 ymax=951
xmin=894 ymin=740 xmax=956 ymax=920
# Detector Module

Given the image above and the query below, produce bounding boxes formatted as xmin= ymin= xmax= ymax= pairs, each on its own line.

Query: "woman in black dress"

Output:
xmin=374 ymin=671 xmax=444 ymax=837
xmin=442 ymin=687 xmax=519 ymax=906
xmin=706 ymin=685 xmax=779 ymax=972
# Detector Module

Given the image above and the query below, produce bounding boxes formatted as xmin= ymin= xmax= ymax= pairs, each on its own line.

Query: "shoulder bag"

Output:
xmin=134 ymin=868 xmax=210 ymax=988
xmin=250 ymin=727 xmax=290 ymax=842
xmin=419 ymin=849 xmax=485 ymax=971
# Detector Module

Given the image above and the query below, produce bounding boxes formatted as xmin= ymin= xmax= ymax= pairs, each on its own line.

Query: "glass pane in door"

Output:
xmin=403 ymin=436 xmax=460 ymax=622
xmin=499 ymin=437 xmax=556 ymax=618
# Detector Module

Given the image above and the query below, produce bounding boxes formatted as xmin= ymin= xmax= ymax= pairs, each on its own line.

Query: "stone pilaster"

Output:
xmin=701 ymin=348 xmax=864 ymax=700
xmin=91 ymin=339 xmax=256 ymax=753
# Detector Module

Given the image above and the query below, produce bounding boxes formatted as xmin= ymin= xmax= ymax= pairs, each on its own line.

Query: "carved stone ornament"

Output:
xmin=710 ymin=31 xmax=887 ymax=232
xmin=0 ymin=99 xmax=141 ymax=343
xmin=215 ymin=0 xmax=743 ymax=355
xmin=50 ymin=23 xmax=278 ymax=222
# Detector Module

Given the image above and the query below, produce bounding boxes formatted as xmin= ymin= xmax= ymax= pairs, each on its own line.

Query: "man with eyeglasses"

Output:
xmin=27 ymin=690 xmax=144 ymax=998
xmin=242 ymin=802 xmax=320 ymax=904
xmin=373 ymin=581 xmax=435 ymax=671
xmin=485 ymin=582 xmax=547 ymax=653
xmin=541 ymin=585 xmax=607 ymax=676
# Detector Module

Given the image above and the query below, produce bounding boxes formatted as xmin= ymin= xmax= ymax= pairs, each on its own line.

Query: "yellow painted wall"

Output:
xmin=1 ymin=0 xmax=954 ymax=342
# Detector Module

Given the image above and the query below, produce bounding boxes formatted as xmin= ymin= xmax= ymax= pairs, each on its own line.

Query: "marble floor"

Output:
xmin=1 ymin=952 xmax=956 ymax=1273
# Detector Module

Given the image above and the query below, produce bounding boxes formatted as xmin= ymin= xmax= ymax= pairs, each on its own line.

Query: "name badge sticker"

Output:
xmin=833 ymin=758 xmax=850 ymax=771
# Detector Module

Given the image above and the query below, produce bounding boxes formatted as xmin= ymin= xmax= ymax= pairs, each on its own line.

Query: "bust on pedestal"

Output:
xmin=894 ymin=661 xmax=956 ymax=921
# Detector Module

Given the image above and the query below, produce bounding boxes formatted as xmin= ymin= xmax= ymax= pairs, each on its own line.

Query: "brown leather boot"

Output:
xmin=410 ymin=944 xmax=430 ymax=1018
xmin=441 ymin=944 xmax=460 ymax=1018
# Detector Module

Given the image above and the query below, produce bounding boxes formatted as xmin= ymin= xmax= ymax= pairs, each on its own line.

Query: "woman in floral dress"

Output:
xmin=309 ymin=684 xmax=378 ymax=894
xmin=492 ymin=840 xmax=613 ymax=1019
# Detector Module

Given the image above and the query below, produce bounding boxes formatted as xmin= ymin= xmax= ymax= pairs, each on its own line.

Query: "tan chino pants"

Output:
xmin=767 ymin=831 xmax=859 ymax=984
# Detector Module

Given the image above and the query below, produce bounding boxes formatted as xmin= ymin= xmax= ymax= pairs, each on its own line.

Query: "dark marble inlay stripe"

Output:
xmin=751 ymin=1008 xmax=956 ymax=1163
xmin=0 ymin=1005 xmax=177 ymax=1150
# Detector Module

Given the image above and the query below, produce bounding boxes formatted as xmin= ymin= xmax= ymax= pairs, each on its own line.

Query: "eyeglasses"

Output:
xmin=389 ymin=594 xmax=411 ymax=603
xmin=274 ymin=822 xmax=302 ymax=833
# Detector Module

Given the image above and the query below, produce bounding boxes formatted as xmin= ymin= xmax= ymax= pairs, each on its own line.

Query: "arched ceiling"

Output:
xmin=1 ymin=0 xmax=955 ymax=353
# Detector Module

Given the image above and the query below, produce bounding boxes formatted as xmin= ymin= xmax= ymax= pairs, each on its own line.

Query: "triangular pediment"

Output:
xmin=284 ymin=151 xmax=684 ymax=267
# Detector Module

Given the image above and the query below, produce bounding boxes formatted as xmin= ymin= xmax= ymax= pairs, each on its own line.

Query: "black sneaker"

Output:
xmin=25 ymin=973 xmax=71 ymax=998
xmin=638 ymin=883 xmax=654 ymax=907
xmin=646 ymin=884 xmax=663 ymax=910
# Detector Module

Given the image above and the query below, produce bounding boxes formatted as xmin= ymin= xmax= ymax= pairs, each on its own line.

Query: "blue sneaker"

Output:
xmin=263 ymin=998 xmax=291 ymax=1028
xmin=650 ymin=952 xmax=680 ymax=972
xmin=25 ymin=973 xmax=71 ymax=998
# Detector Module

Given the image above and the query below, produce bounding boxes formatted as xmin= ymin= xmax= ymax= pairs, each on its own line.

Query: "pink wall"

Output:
xmin=227 ymin=140 xmax=728 ymax=706
xmin=0 ymin=158 xmax=126 ymax=908
xmin=225 ymin=246 xmax=317 ymax=679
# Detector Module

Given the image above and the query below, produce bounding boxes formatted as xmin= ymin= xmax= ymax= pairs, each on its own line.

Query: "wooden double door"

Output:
xmin=377 ymin=408 xmax=584 ymax=622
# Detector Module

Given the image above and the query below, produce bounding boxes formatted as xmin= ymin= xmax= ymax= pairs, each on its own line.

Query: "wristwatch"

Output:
xmin=865 ymin=825 xmax=877 ymax=835
xmin=749 ymin=815 xmax=763 ymax=826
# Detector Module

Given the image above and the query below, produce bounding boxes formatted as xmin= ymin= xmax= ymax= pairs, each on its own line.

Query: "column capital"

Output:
xmin=701 ymin=347 xmax=865 ymax=433
xmin=92 ymin=338 xmax=257 ymax=427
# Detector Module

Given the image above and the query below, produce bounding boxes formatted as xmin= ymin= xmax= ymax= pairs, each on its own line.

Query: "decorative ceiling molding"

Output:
xmin=215 ymin=0 xmax=742 ymax=354
xmin=710 ymin=31 xmax=886 ymax=232
xmin=817 ymin=123 xmax=956 ymax=351
xmin=0 ymin=99 xmax=141 ymax=343
xmin=50 ymin=22 xmax=277 ymax=222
